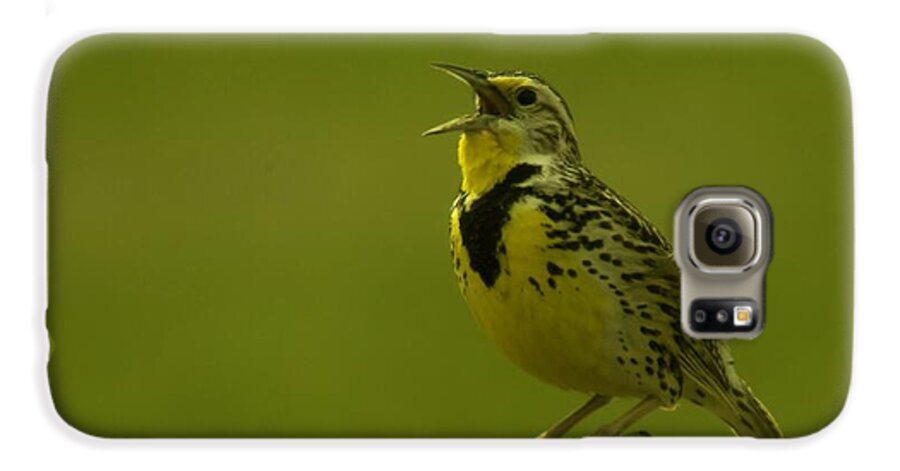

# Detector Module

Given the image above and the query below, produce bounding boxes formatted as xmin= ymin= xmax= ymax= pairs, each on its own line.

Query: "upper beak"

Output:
xmin=422 ymin=63 xmax=511 ymax=136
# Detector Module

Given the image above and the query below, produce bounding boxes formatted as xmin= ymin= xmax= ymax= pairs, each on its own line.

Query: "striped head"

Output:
xmin=424 ymin=64 xmax=581 ymax=194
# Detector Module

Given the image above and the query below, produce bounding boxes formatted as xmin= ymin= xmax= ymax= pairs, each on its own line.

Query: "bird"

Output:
xmin=423 ymin=64 xmax=782 ymax=438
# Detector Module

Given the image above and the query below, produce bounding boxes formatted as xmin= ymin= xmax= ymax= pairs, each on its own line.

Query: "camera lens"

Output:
xmin=705 ymin=218 xmax=743 ymax=255
xmin=693 ymin=310 xmax=707 ymax=323
xmin=691 ymin=204 xmax=758 ymax=267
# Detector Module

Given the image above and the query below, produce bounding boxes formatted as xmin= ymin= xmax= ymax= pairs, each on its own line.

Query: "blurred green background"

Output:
xmin=47 ymin=34 xmax=852 ymax=437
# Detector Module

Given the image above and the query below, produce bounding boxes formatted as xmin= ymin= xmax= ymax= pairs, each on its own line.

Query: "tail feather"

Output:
xmin=677 ymin=339 xmax=782 ymax=438
xmin=702 ymin=380 xmax=782 ymax=438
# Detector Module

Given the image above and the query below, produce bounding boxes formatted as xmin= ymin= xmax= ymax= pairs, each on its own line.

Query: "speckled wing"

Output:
xmin=567 ymin=172 xmax=780 ymax=435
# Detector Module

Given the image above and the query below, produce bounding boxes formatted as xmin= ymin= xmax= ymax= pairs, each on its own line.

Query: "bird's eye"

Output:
xmin=516 ymin=88 xmax=538 ymax=106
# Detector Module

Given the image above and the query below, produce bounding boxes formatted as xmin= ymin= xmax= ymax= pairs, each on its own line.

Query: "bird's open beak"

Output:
xmin=422 ymin=63 xmax=511 ymax=136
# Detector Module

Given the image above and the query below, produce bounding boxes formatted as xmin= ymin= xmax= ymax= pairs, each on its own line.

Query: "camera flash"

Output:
xmin=734 ymin=306 xmax=753 ymax=327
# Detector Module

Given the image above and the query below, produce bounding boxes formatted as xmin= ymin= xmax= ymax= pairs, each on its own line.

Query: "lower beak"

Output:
xmin=422 ymin=63 xmax=511 ymax=136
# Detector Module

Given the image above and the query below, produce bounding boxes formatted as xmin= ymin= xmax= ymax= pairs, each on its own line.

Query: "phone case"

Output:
xmin=46 ymin=34 xmax=852 ymax=438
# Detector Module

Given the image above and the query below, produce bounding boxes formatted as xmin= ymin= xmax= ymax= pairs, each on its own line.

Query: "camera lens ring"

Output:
xmin=716 ymin=309 xmax=729 ymax=323
xmin=693 ymin=310 xmax=707 ymax=323
xmin=705 ymin=217 xmax=743 ymax=255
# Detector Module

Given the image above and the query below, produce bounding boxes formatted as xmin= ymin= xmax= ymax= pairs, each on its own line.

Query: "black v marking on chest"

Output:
xmin=457 ymin=164 xmax=542 ymax=287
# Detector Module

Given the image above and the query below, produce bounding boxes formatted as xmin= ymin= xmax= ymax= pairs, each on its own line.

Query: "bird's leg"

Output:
xmin=592 ymin=396 xmax=661 ymax=436
xmin=538 ymin=394 xmax=612 ymax=438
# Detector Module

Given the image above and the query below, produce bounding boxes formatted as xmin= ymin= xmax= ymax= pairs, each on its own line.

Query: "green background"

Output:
xmin=47 ymin=34 xmax=852 ymax=437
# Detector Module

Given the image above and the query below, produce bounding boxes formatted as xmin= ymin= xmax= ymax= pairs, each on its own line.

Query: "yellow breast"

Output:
xmin=450 ymin=200 xmax=633 ymax=395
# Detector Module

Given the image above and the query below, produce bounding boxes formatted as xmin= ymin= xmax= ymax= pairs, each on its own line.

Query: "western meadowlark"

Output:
xmin=424 ymin=64 xmax=782 ymax=438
